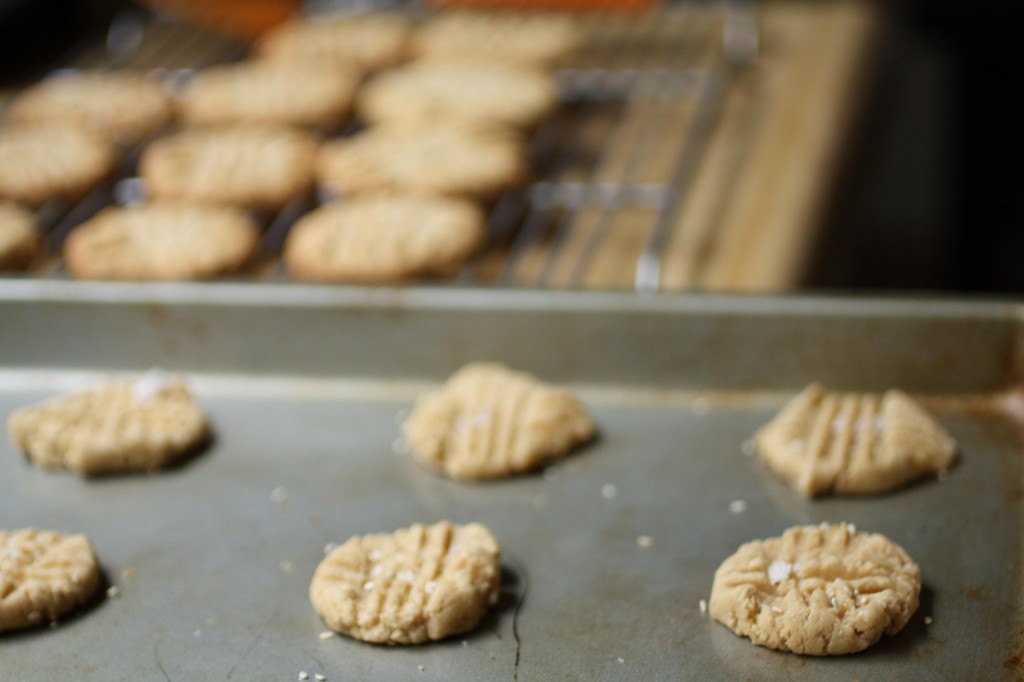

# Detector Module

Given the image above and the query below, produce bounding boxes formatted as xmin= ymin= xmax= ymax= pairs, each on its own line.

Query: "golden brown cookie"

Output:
xmin=0 ymin=528 xmax=100 ymax=632
xmin=139 ymin=126 xmax=317 ymax=210
xmin=316 ymin=124 xmax=524 ymax=201
xmin=64 ymin=203 xmax=258 ymax=280
xmin=177 ymin=62 xmax=359 ymax=129
xmin=754 ymin=383 xmax=958 ymax=496
xmin=310 ymin=521 xmax=500 ymax=644
xmin=0 ymin=202 xmax=40 ymax=271
xmin=709 ymin=523 xmax=921 ymax=656
xmin=257 ymin=13 xmax=411 ymax=73
xmin=358 ymin=62 xmax=558 ymax=129
xmin=8 ymin=373 xmax=210 ymax=476
xmin=4 ymin=71 xmax=172 ymax=144
xmin=0 ymin=126 xmax=116 ymax=207
xmin=284 ymin=196 xmax=483 ymax=282
xmin=414 ymin=11 xmax=582 ymax=68
xmin=403 ymin=363 xmax=595 ymax=480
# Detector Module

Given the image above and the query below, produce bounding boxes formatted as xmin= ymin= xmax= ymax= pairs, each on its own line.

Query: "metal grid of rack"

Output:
xmin=2 ymin=2 xmax=752 ymax=290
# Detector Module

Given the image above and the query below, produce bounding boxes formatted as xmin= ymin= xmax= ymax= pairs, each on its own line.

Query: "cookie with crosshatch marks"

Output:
xmin=5 ymin=71 xmax=172 ymax=144
xmin=257 ymin=13 xmax=411 ymax=74
xmin=403 ymin=363 xmax=595 ymax=480
xmin=310 ymin=521 xmax=501 ymax=644
xmin=0 ymin=202 xmax=40 ymax=271
xmin=316 ymin=124 xmax=524 ymax=201
xmin=139 ymin=125 xmax=317 ymax=211
xmin=0 ymin=126 xmax=116 ymax=207
xmin=754 ymin=383 xmax=957 ymax=496
xmin=8 ymin=372 xmax=209 ymax=476
xmin=414 ymin=11 xmax=582 ymax=68
xmin=709 ymin=523 xmax=921 ymax=655
xmin=0 ymin=528 xmax=100 ymax=632
xmin=358 ymin=62 xmax=558 ymax=130
xmin=64 ymin=203 xmax=258 ymax=280
xmin=177 ymin=62 xmax=359 ymax=129
xmin=284 ymin=195 xmax=483 ymax=282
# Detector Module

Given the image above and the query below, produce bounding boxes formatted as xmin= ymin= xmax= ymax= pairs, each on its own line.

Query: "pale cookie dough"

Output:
xmin=5 ymin=71 xmax=172 ymax=144
xmin=284 ymin=195 xmax=483 ymax=282
xmin=0 ymin=126 xmax=116 ymax=207
xmin=358 ymin=63 xmax=559 ymax=130
xmin=709 ymin=523 xmax=921 ymax=656
xmin=64 ymin=203 xmax=258 ymax=280
xmin=755 ymin=383 xmax=957 ymax=496
xmin=0 ymin=528 xmax=100 ymax=632
xmin=257 ymin=14 xmax=411 ymax=73
xmin=8 ymin=373 xmax=210 ymax=476
xmin=140 ymin=126 xmax=317 ymax=210
xmin=316 ymin=124 xmax=524 ymax=201
xmin=414 ymin=11 xmax=582 ymax=68
xmin=177 ymin=62 xmax=359 ymax=129
xmin=403 ymin=363 xmax=595 ymax=480
xmin=0 ymin=202 xmax=40 ymax=271
xmin=310 ymin=521 xmax=500 ymax=644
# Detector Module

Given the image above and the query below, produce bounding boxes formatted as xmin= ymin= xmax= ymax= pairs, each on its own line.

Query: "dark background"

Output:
xmin=1 ymin=0 xmax=1021 ymax=295
xmin=811 ymin=0 xmax=1024 ymax=295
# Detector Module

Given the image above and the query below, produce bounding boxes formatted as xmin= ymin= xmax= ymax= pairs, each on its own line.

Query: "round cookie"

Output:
xmin=0 ymin=528 xmax=100 ymax=632
xmin=257 ymin=14 xmax=411 ymax=73
xmin=64 ymin=203 xmax=258 ymax=280
xmin=284 ymin=196 xmax=483 ymax=282
xmin=316 ymin=124 xmax=524 ymax=201
xmin=414 ymin=11 xmax=582 ymax=68
xmin=358 ymin=62 xmax=558 ymax=130
xmin=0 ymin=126 xmax=116 ymax=206
xmin=403 ymin=363 xmax=595 ymax=481
xmin=139 ymin=126 xmax=317 ymax=210
xmin=754 ymin=383 xmax=958 ymax=496
xmin=177 ymin=62 xmax=359 ymax=129
xmin=8 ymin=373 xmax=210 ymax=476
xmin=5 ymin=71 xmax=172 ymax=144
xmin=0 ymin=202 xmax=40 ymax=271
xmin=310 ymin=521 xmax=501 ymax=644
xmin=709 ymin=523 xmax=921 ymax=656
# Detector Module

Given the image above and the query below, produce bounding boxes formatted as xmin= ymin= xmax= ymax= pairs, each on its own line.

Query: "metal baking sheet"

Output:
xmin=1 ymin=283 xmax=1022 ymax=680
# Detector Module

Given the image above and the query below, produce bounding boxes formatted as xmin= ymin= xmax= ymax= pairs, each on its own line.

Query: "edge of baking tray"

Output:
xmin=0 ymin=278 xmax=1021 ymax=315
xmin=1 ymin=280 xmax=1022 ymax=395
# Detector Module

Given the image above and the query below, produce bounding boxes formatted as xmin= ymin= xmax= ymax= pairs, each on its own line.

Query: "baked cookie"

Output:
xmin=284 ymin=196 xmax=483 ymax=282
xmin=0 ymin=528 xmax=100 ymax=632
xmin=64 ymin=203 xmax=258 ymax=280
xmin=755 ymin=383 xmax=957 ymax=496
xmin=709 ymin=523 xmax=921 ymax=656
xmin=358 ymin=63 xmax=558 ymax=130
xmin=140 ymin=126 xmax=317 ymax=210
xmin=5 ymin=71 xmax=172 ymax=144
xmin=0 ymin=126 xmax=116 ymax=206
xmin=403 ymin=363 xmax=595 ymax=480
xmin=414 ymin=11 xmax=582 ymax=68
xmin=257 ymin=14 xmax=411 ymax=73
xmin=177 ymin=62 xmax=359 ymax=129
xmin=0 ymin=202 xmax=40 ymax=271
xmin=310 ymin=521 xmax=500 ymax=644
xmin=8 ymin=373 xmax=210 ymax=476
xmin=316 ymin=124 xmax=524 ymax=201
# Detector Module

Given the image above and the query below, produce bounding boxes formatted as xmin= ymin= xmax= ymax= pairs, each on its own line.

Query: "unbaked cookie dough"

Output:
xmin=310 ymin=521 xmax=500 ymax=644
xmin=709 ymin=523 xmax=921 ymax=655
xmin=8 ymin=372 xmax=210 ymax=475
xmin=403 ymin=363 xmax=595 ymax=480
xmin=0 ymin=528 xmax=100 ymax=632
xmin=755 ymin=383 xmax=957 ymax=496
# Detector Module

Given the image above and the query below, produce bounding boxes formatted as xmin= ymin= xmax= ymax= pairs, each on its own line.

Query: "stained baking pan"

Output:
xmin=1 ymin=283 xmax=1022 ymax=680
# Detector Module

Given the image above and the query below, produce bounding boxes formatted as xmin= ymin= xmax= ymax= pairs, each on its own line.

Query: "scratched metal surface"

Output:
xmin=0 ymin=285 xmax=1022 ymax=680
